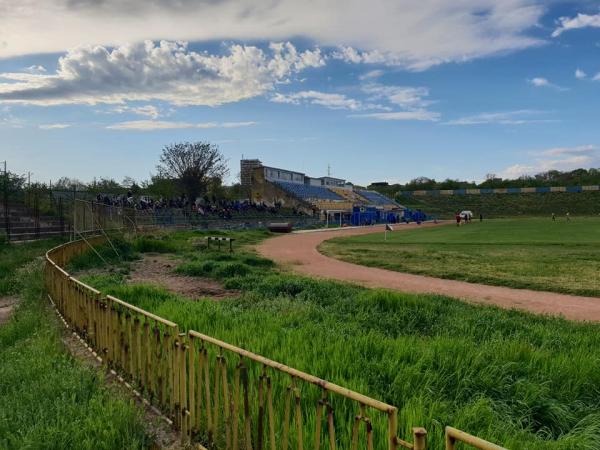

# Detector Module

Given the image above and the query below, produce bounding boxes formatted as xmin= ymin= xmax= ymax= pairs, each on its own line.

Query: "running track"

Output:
xmin=257 ymin=223 xmax=600 ymax=322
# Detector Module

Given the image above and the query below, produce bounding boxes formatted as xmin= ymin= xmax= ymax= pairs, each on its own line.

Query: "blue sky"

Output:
xmin=1 ymin=0 xmax=600 ymax=186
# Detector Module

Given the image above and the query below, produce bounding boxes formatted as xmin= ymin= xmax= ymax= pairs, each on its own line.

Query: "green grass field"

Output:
xmin=75 ymin=230 xmax=600 ymax=449
xmin=320 ymin=218 xmax=600 ymax=297
xmin=0 ymin=240 xmax=150 ymax=450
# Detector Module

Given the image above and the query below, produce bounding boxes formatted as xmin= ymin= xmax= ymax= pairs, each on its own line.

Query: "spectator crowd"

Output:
xmin=95 ymin=192 xmax=303 ymax=220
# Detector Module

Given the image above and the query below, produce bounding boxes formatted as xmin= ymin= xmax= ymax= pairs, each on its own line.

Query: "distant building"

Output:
xmin=244 ymin=159 xmax=403 ymax=219
xmin=240 ymin=159 xmax=262 ymax=188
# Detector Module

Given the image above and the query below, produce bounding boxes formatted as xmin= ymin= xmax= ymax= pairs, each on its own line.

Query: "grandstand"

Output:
xmin=273 ymin=181 xmax=344 ymax=201
xmin=357 ymin=189 xmax=400 ymax=207
xmin=244 ymin=159 xmax=404 ymax=223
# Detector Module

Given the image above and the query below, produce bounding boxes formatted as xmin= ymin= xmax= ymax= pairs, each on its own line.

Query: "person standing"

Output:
xmin=552 ymin=212 xmax=556 ymax=221
xmin=455 ymin=212 xmax=461 ymax=227
xmin=566 ymin=212 xmax=571 ymax=222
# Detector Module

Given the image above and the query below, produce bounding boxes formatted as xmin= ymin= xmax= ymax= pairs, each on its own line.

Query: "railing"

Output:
xmin=445 ymin=427 xmax=507 ymax=450
xmin=45 ymin=237 xmax=506 ymax=450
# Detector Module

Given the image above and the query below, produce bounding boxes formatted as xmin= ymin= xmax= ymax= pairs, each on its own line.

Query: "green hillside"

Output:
xmin=396 ymin=191 xmax=600 ymax=218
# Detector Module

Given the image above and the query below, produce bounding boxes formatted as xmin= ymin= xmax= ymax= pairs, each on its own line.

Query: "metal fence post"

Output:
xmin=2 ymin=170 xmax=9 ymax=241
xmin=72 ymin=185 xmax=76 ymax=241
xmin=34 ymin=191 xmax=40 ymax=239
xmin=59 ymin=197 xmax=65 ymax=236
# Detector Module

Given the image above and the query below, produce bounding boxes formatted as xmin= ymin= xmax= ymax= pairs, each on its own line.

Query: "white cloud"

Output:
xmin=106 ymin=120 xmax=256 ymax=131
xmin=272 ymin=83 xmax=438 ymax=119
xmin=445 ymin=109 xmax=555 ymax=126
xmin=359 ymin=70 xmax=384 ymax=81
xmin=529 ymin=77 xmax=550 ymax=87
xmin=0 ymin=0 xmax=545 ymax=70
xmin=111 ymin=105 xmax=161 ymax=119
xmin=361 ymin=84 xmax=433 ymax=109
xmin=575 ymin=68 xmax=587 ymax=80
xmin=271 ymin=90 xmax=382 ymax=111
xmin=499 ymin=145 xmax=599 ymax=178
xmin=24 ymin=65 xmax=47 ymax=74
xmin=350 ymin=111 xmax=440 ymax=121
xmin=0 ymin=40 xmax=324 ymax=107
xmin=538 ymin=144 xmax=597 ymax=157
xmin=552 ymin=13 xmax=600 ymax=37
xmin=594 ymin=73 xmax=600 ymax=82
xmin=527 ymin=77 xmax=567 ymax=91
xmin=0 ymin=109 xmax=23 ymax=128
xmin=39 ymin=123 xmax=70 ymax=129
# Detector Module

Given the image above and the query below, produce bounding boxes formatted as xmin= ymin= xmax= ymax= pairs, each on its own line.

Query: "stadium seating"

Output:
xmin=275 ymin=181 xmax=344 ymax=201
xmin=357 ymin=190 xmax=399 ymax=206
xmin=329 ymin=187 xmax=369 ymax=204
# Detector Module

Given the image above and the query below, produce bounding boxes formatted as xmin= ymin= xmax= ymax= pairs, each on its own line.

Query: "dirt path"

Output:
xmin=257 ymin=224 xmax=600 ymax=322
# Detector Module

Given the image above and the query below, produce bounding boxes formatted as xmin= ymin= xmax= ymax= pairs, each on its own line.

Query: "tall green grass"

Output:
xmin=0 ymin=238 xmax=64 ymax=295
xmin=79 ymin=230 xmax=600 ymax=449
xmin=0 ymin=242 xmax=150 ymax=450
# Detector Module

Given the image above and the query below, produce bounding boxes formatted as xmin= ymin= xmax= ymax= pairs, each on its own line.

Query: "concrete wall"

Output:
xmin=250 ymin=167 xmax=315 ymax=215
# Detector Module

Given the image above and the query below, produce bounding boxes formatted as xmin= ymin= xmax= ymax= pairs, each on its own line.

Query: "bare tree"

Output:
xmin=157 ymin=141 xmax=229 ymax=201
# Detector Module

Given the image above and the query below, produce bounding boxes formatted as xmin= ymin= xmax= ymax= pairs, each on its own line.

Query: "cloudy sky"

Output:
xmin=1 ymin=0 xmax=600 ymax=185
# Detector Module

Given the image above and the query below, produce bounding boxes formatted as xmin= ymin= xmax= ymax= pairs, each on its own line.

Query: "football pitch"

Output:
xmin=320 ymin=217 xmax=600 ymax=297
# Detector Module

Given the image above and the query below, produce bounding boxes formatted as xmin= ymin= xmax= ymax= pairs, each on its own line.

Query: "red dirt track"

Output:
xmin=257 ymin=223 xmax=600 ymax=322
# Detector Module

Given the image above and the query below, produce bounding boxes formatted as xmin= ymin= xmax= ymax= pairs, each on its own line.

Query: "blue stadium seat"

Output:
xmin=357 ymin=190 xmax=399 ymax=206
xmin=275 ymin=181 xmax=344 ymax=201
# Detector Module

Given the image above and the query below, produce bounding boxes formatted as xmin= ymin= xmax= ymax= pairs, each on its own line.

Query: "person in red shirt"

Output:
xmin=455 ymin=212 xmax=461 ymax=227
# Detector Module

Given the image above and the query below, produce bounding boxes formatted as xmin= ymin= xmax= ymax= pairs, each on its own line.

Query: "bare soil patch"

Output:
xmin=128 ymin=254 xmax=236 ymax=300
xmin=0 ymin=296 xmax=19 ymax=326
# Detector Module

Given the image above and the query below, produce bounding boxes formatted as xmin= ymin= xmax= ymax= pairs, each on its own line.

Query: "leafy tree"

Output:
xmin=156 ymin=142 xmax=229 ymax=201
xmin=51 ymin=177 xmax=87 ymax=191
xmin=143 ymin=175 xmax=179 ymax=199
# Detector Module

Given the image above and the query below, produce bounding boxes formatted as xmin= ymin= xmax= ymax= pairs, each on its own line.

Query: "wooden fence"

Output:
xmin=45 ymin=237 xmax=506 ymax=450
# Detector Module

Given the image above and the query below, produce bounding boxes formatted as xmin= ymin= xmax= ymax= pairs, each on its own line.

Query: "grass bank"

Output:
xmin=78 ymin=230 xmax=600 ymax=449
xmin=320 ymin=218 xmax=600 ymax=297
xmin=0 ymin=239 xmax=149 ymax=450
xmin=397 ymin=191 xmax=600 ymax=219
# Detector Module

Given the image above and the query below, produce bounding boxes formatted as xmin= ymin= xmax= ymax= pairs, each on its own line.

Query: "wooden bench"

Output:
xmin=205 ymin=236 xmax=235 ymax=252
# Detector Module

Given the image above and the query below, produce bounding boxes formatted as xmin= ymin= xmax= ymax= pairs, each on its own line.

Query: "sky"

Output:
xmin=1 ymin=0 xmax=600 ymax=186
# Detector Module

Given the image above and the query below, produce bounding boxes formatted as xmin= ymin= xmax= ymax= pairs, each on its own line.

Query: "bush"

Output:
xmin=213 ymin=262 xmax=252 ymax=279
xmin=67 ymin=237 xmax=137 ymax=271
xmin=240 ymin=254 xmax=275 ymax=268
xmin=176 ymin=261 xmax=216 ymax=277
xmin=132 ymin=236 xmax=177 ymax=253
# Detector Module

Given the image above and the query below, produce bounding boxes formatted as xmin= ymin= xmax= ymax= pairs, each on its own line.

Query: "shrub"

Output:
xmin=213 ymin=262 xmax=252 ymax=279
xmin=132 ymin=236 xmax=177 ymax=253
xmin=240 ymin=254 xmax=275 ymax=268
xmin=176 ymin=261 xmax=216 ymax=277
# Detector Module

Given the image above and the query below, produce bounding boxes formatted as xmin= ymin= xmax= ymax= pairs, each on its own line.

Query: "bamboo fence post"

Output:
xmin=179 ymin=333 xmax=189 ymax=442
xmin=388 ymin=409 xmax=398 ymax=450
xmin=413 ymin=427 xmax=427 ymax=450
xmin=188 ymin=336 xmax=196 ymax=437
xmin=134 ymin=317 xmax=142 ymax=385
